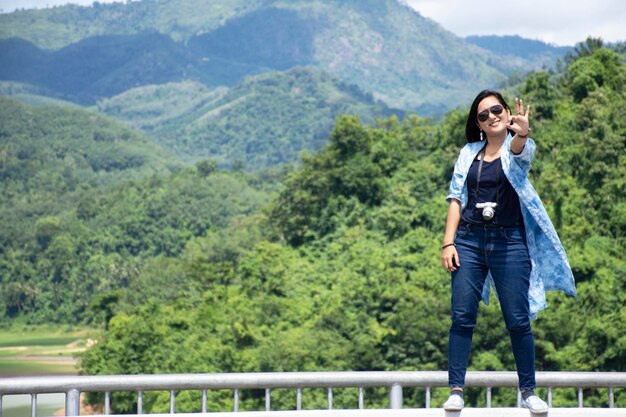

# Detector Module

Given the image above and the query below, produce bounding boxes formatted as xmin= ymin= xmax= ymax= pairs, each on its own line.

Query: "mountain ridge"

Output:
xmin=0 ymin=0 xmax=545 ymax=112
xmin=466 ymin=35 xmax=570 ymax=67
xmin=97 ymin=66 xmax=402 ymax=168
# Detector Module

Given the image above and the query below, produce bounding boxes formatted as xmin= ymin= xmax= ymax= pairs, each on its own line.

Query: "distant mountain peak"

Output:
xmin=465 ymin=34 xmax=571 ymax=61
xmin=1 ymin=0 xmax=565 ymax=114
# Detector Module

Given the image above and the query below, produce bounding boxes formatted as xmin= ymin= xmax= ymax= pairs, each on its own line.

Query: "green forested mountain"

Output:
xmin=0 ymin=0 xmax=555 ymax=113
xmin=0 ymin=95 xmax=176 ymax=200
xmin=77 ymin=44 xmax=625 ymax=410
xmin=97 ymin=67 xmax=401 ymax=168
xmin=0 ymin=97 xmax=277 ymax=322
xmin=0 ymin=0 xmax=263 ymax=48
xmin=0 ymin=33 xmax=193 ymax=104
xmin=0 ymin=81 xmax=80 ymax=108
xmin=465 ymin=35 xmax=570 ymax=68
xmin=0 ymin=97 xmax=171 ymax=320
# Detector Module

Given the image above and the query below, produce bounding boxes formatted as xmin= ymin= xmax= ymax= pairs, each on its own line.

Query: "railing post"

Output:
xmin=137 ymin=390 xmax=143 ymax=414
xmin=358 ymin=387 xmax=364 ymax=409
xmin=389 ymin=383 xmax=403 ymax=409
xmin=547 ymin=387 xmax=552 ymax=407
xmin=578 ymin=387 xmax=583 ymax=408
xmin=31 ymin=393 xmax=37 ymax=417
xmin=65 ymin=389 xmax=80 ymax=416
xmin=327 ymin=387 xmax=333 ymax=410
xmin=296 ymin=388 xmax=302 ymax=410
xmin=105 ymin=392 xmax=111 ymax=415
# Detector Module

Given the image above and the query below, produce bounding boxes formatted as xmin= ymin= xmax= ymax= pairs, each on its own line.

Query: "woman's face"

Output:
xmin=476 ymin=95 xmax=511 ymax=138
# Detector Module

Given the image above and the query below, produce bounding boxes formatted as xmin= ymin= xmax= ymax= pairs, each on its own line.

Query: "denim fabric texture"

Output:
xmin=445 ymin=133 xmax=576 ymax=318
xmin=448 ymin=224 xmax=536 ymax=390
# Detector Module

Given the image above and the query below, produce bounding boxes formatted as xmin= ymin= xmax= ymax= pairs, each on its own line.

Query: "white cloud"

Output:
xmin=0 ymin=0 xmax=121 ymax=13
xmin=405 ymin=0 xmax=626 ymax=46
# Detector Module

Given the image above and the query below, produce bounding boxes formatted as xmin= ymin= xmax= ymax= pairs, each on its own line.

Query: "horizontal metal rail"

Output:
xmin=1 ymin=371 xmax=625 ymax=415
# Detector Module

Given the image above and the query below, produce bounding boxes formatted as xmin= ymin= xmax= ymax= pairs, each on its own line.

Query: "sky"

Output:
xmin=406 ymin=0 xmax=626 ymax=46
xmin=1 ymin=0 xmax=625 ymax=47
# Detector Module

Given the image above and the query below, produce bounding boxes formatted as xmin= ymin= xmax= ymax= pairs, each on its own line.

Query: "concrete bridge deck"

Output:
xmin=110 ymin=410 xmax=626 ymax=417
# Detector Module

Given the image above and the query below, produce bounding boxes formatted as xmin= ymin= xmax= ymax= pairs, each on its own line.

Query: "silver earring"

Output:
xmin=480 ymin=130 xmax=484 ymax=141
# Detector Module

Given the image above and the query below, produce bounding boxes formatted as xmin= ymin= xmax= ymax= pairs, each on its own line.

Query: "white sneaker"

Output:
xmin=522 ymin=394 xmax=549 ymax=414
xmin=443 ymin=393 xmax=464 ymax=411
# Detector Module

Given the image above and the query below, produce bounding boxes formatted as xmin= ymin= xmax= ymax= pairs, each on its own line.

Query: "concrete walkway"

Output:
xmin=110 ymin=409 xmax=626 ymax=417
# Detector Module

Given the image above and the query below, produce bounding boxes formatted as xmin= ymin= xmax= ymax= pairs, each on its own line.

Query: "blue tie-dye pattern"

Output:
xmin=445 ymin=133 xmax=577 ymax=318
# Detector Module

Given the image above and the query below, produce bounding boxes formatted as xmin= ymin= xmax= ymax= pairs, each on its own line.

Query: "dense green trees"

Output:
xmin=1 ymin=43 xmax=624 ymax=410
xmin=77 ymin=45 xmax=626 ymax=411
xmin=0 ymin=167 xmax=273 ymax=323
xmin=0 ymin=98 xmax=272 ymax=322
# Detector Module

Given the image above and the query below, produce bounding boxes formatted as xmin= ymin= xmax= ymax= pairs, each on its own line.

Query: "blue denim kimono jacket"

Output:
xmin=446 ymin=133 xmax=576 ymax=318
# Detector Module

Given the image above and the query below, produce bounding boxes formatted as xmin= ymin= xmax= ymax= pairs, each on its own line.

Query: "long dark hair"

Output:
xmin=465 ymin=90 xmax=512 ymax=143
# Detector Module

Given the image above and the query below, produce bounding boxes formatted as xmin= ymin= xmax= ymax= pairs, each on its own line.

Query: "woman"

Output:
xmin=440 ymin=90 xmax=576 ymax=413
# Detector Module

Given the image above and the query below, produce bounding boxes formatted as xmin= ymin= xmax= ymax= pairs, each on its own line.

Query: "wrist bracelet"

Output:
xmin=442 ymin=243 xmax=456 ymax=250
xmin=518 ymin=127 xmax=532 ymax=138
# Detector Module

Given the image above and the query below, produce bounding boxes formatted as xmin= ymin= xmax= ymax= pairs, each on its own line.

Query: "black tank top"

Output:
xmin=460 ymin=156 xmax=524 ymax=226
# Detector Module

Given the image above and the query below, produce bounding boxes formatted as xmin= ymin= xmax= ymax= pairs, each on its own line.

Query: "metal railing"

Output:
xmin=1 ymin=371 xmax=625 ymax=416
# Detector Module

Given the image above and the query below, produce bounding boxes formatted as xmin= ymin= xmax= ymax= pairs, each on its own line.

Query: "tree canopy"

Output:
xmin=76 ymin=44 xmax=625 ymax=410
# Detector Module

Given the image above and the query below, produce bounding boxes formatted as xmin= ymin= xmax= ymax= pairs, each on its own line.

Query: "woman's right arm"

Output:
xmin=441 ymin=198 xmax=461 ymax=272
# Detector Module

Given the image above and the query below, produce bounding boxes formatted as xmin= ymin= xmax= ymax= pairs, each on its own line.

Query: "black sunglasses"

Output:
xmin=477 ymin=104 xmax=504 ymax=122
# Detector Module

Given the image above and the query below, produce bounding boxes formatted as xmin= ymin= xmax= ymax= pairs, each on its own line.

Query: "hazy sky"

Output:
xmin=1 ymin=0 xmax=625 ymax=47
xmin=406 ymin=0 xmax=626 ymax=46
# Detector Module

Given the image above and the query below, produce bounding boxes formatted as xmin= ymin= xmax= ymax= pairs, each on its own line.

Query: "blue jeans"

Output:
xmin=448 ymin=223 xmax=536 ymax=390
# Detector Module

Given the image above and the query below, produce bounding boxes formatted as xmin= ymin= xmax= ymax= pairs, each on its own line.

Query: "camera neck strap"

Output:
xmin=474 ymin=145 xmax=500 ymax=205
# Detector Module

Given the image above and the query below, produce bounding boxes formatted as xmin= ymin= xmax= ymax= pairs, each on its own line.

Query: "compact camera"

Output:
xmin=476 ymin=202 xmax=497 ymax=221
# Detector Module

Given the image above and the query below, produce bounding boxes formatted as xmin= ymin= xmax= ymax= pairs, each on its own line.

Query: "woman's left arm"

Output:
xmin=509 ymin=97 xmax=531 ymax=155
xmin=511 ymin=135 xmax=528 ymax=155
